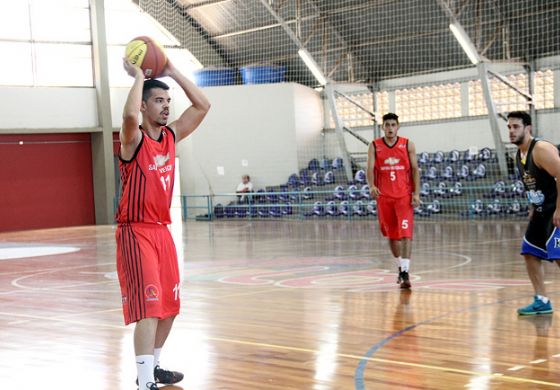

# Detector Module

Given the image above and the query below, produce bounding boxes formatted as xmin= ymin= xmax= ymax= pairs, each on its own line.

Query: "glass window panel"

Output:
xmin=0 ymin=42 xmax=33 ymax=85
xmin=34 ymin=43 xmax=93 ymax=86
xmin=31 ymin=2 xmax=91 ymax=42
xmin=0 ymin=0 xmax=31 ymax=40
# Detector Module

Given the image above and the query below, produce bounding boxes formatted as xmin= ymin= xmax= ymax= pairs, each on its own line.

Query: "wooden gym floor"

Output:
xmin=1 ymin=220 xmax=560 ymax=389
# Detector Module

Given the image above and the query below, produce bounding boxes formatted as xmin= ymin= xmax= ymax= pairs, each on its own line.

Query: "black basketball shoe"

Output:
xmin=399 ymin=270 xmax=411 ymax=289
xmin=136 ymin=366 xmax=184 ymax=386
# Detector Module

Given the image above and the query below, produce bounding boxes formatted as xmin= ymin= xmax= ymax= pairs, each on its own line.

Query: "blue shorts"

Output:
xmin=521 ymin=211 xmax=560 ymax=261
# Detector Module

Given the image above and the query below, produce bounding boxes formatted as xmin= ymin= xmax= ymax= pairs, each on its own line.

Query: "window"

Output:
xmin=105 ymin=0 xmax=202 ymax=87
xmin=0 ymin=0 xmax=92 ymax=87
xmin=468 ymin=70 xmax=554 ymax=115
xmin=396 ymin=83 xmax=461 ymax=122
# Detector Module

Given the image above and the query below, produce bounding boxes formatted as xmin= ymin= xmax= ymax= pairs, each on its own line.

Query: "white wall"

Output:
xmin=0 ymin=86 xmax=98 ymax=129
xmin=176 ymin=83 xmax=323 ymax=198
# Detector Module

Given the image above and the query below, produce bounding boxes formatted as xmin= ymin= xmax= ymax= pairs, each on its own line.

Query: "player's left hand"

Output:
xmin=553 ymin=208 xmax=560 ymax=228
xmin=412 ymin=194 xmax=421 ymax=207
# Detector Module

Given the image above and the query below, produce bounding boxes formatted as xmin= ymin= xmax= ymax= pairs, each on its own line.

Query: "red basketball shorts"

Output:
xmin=116 ymin=223 xmax=181 ymax=325
xmin=376 ymin=195 xmax=414 ymax=240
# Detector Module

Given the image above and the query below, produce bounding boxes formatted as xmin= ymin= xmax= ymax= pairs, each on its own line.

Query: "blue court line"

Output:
xmin=354 ymin=292 xmax=558 ymax=390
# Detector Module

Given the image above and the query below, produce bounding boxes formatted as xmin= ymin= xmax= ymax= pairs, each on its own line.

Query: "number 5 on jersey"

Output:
xmin=390 ymin=171 xmax=396 ymax=181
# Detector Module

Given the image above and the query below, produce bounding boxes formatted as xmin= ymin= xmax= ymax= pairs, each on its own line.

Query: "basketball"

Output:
xmin=125 ymin=36 xmax=167 ymax=79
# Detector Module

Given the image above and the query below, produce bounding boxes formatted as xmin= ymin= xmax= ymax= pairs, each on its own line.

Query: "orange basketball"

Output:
xmin=125 ymin=36 xmax=167 ymax=79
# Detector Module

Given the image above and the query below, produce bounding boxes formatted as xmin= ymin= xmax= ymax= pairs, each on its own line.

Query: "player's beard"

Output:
xmin=511 ymin=133 xmax=526 ymax=146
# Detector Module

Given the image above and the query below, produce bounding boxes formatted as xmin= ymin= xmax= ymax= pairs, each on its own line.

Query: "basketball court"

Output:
xmin=1 ymin=0 xmax=560 ymax=389
xmin=2 ymin=220 xmax=560 ymax=389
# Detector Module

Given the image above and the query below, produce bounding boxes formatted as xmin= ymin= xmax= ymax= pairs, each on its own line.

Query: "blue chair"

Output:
xmin=269 ymin=206 xmax=283 ymax=218
xmin=257 ymin=205 xmax=270 ymax=218
xmin=427 ymin=199 xmax=441 ymax=214
xmin=304 ymin=201 xmax=325 ymax=217
xmin=348 ymin=185 xmax=360 ymax=200
xmin=433 ymin=181 xmax=448 ymax=197
xmin=441 ymin=165 xmax=454 ymax=180
xmin=424 ymin=166 xmax=438 ymax=181
xmin=302 ymin=186 xmax=314 ymax=200
xmin=311 ymin=171 xmax=324 ymax=186
xmin=282 ymin=202 xmax=293 ymax=215
xmin=332 ymin=157 xmax=344 ymax=169
xmin=449 ymin=182 xmax=463 ymax=197
xmin=320 ymin=158 xmax=331 ymax=170
xmin=333 ymin=185 xmax=346 ymax=201
xmin=338 ymin=201 xmax=350 ymax=216
xmin=324 ymin=170 xmax=335 ymax=185
xmin=457 ymin=164 xmax=470 ymax=180
xmin=214 ymin=204 xmax=224 ymax=219
xmin=278 ymin=185 xmax=290 ymax=202
xmin=354 ymin=170 xmax=366 ymax=184
xmin=420 ymin=182 xmax=431 ymax=197
xmin=265 ymin=188 xmax=278 ymax=202
xmin=225 ymin=205 xmax=236 ymax=218
xmin=308 ymin=158 xmax=320 ymax=171
xmin=447 ymin=149 xmax=460 ymax=163
xmin=473 ymin=163 xmax=486 ymax=179
xmin=418 ymin=152 xmax=429 ymax=166
xmin=326 ymin=201 xmax=339 ymax=216
xmin=287 ymin=174 xmax=299 ymax=187
xmin=353 ymin=200 xmax=367 ymax=216
xmin=367 ymin=200 xmax=378 ymax=216
xmin=361 ymin=184 xmax=371 ymax=199
xmin=433 ymin=151 xmax=444 ymax=164
xmin=479 ymin=147 xmax=493 ymax=161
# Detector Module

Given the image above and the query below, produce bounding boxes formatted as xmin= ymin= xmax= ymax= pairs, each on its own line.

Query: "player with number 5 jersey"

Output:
xmin=367 ymin=113 xmax=420 ymax=289
xmin=116 ymin=56 xmax=210 ymax=390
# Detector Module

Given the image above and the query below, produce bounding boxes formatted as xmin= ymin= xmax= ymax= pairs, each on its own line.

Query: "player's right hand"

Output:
xmin=370 ymin=186 xmax=381 ymax=199
xmin=122 ymin=58 xmax=144 ymax=78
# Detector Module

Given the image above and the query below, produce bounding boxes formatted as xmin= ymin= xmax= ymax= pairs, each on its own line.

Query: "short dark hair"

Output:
xmin=382 ymin=112 xmax=399 ymax=124
xmin=507 ymin=111 xmax=531 ymax=126
xmin=142 ymin=79 xmax=170 ymax=102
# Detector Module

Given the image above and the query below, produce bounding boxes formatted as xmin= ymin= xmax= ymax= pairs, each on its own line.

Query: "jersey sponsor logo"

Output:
xmin=149 ymin=153 xmax=172 ymax=173
xmin=145 ymin=284 xmax=159 ymax=302
xmin=526 ymin=189 xmax=545 ymax=206
xmin=384 ymin=157 xmax=400 ymax=165
xmin=522 ymin=172 xmax=537 ymax=191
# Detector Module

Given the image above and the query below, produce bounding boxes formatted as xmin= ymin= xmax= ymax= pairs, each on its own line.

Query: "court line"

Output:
xmin=0 ymin=308 xmax=557 ymax=388
xmin=354 ymin=292 xmax=560 ymax=390
xmin=211 ymin=287 xmax=286 ymax=299
xmin=198 ymin=336 xmax=560 ymax=387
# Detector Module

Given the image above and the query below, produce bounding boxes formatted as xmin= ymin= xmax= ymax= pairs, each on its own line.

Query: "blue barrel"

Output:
xmin=193 ymin=68 xmax=237 ymax=87
xmin=240 ymin=65 xmax=287 ymax=84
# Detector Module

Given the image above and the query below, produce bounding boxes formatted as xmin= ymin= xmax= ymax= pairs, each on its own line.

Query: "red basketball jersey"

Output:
xmin=373 ymin=136 xmax=413 ymax=198
xmin=116 ymin=126 xmax=176 ymax=224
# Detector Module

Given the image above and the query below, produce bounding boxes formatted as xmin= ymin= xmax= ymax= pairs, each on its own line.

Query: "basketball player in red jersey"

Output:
xmin=117 ymin=58 xmax=210 ymax=390
xmin=366 ymin=113 xmax=420 ymax=289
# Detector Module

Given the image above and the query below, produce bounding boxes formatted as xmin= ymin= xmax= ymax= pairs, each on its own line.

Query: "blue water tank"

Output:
xmin=240 ymin=65 xmax=287 ymax=84
xmin=193 ymin=68 xmax=237 ymax=87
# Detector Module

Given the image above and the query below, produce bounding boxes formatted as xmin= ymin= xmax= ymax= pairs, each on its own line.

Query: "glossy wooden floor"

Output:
xmin=1 ymin=220 xmax=560 ymax=389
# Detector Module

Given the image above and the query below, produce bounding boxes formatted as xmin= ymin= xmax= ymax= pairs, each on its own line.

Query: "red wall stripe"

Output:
xmin=0 ymin=133 xmax=96 ymax=232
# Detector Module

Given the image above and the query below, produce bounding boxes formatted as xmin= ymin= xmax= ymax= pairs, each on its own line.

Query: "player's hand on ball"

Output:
xmin=412 ymin=194 xmax=421 ymax=207
xmin=123 ymin=58 xmax=144 ymax=78
xmin=370 ymin=186 xmax=381 ymax=199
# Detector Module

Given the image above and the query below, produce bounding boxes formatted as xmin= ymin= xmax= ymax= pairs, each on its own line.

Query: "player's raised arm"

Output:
xmin=163 ymin=61 xmax=211 ymax=142
xmin=367 ymin=142 xmax=380 ymax=198
xmin=121 ymin=59 xmax=144 ymax=160
xmin=532 ymin=141 xmax=560 ymax=227
xmin=408 ymin=140 xmax=421 ymax=207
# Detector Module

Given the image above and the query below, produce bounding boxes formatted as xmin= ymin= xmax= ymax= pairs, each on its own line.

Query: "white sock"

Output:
xmin=537 ymin=295 xmax=549 ymax=304
xmin=136 ymin=355 xmax=155 ymax=389
xmin=394 ymin=256 xmax=402 ymax=269
xmin=153 ymin=348 xmax=162 ymax=368
xmin=400 ymin=258 xmax=411 ymax=272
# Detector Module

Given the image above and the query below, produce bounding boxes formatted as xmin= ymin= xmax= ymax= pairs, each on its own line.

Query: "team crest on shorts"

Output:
xmin=145 ymin=285 xmax=160 ymax=302
xmin=121 ymin=295 xmax=127 ymax=304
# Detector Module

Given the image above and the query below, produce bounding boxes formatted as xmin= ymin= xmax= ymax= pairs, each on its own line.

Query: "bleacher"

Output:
xmin=213 ymin=147 xmax=529 ymax=220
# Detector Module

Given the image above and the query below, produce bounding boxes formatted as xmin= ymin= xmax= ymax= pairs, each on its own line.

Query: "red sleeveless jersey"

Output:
xmin=116 ymin=127 xmax=176 ymax=225
xmin=373 ymin=136 xmax=413 ymax=198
